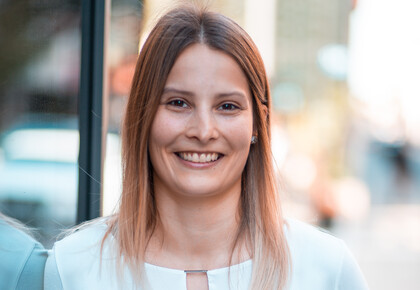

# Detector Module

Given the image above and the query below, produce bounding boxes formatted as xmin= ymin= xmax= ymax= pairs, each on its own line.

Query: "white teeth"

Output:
xmin=199 ymin=154 xmax=206 ymax=162
xmin=178 ymin=152 xmax=220 ymax=163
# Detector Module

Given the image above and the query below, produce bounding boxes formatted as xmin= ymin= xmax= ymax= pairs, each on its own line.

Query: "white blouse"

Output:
xmin=44 ymin=219 xmax=369 ymax=290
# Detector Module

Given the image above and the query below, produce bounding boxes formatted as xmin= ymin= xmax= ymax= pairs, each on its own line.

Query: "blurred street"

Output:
xmin=332 ymin=204 xmax=420 ymax=290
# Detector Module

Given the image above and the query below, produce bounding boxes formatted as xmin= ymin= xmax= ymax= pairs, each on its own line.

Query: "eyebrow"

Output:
xmin=162 ymin=87 xmax=194 ymax=96
xmin=163 ymin=87 xmax=248 ymax=100
xmin=217 ymin=91 xmax=248 ymax=100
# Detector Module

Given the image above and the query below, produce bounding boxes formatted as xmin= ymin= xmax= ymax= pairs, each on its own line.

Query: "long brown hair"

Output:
xmin=106 ymin=5 xmax=289 ymax=289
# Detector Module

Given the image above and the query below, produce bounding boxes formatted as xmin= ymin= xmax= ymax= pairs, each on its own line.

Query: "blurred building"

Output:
xmin=274 ymin=0 xmax=352 ymax=110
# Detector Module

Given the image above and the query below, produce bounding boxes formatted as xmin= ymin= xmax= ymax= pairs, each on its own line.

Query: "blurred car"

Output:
xmin=0 ymin=115 xmax=122 ymax=246
xmin=0 ymin=116 xmax=79 ymax=232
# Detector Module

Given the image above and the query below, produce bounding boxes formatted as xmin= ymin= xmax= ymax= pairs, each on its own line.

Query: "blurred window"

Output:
xmin=0 ymin=0 xmax=144 ymax=247
xmin=0 ymin=1 xmax=81 ymax=248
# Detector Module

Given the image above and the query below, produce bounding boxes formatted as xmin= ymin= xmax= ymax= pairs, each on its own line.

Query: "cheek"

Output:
xmin=220 ymin=117 xmax=253 ymax=154
xmin=149 ymin=111 xmax=180 ymax=176
xmin=149 ymin=110 xmax=183 ymax=149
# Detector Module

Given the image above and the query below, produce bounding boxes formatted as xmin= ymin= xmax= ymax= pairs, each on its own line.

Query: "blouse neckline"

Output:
xmin=101 ymin=220 xmax=253 ymax=276
xmin=144 ymin=259 xmax=253 ymax=275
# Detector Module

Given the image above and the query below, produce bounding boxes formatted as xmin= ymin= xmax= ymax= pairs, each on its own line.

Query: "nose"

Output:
xmin=185 ymin=108 xmax=219 ymax=143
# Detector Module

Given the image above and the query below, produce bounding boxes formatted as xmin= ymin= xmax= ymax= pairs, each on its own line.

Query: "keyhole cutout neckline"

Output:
xmin=144 ymin=260 xmax=253 ymax=290
xmin=186 ymin=272 xmax=209 ymax=290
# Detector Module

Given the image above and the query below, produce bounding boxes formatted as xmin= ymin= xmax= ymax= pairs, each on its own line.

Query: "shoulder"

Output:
xmin=285 ymin=218 xmax=369 ymax=290
xmin=285 ymin=218 xmax=346 ymax=256
xmin=285 ymin=218 xmax=348 ymax=271
xmin=46 ymin=219 xmax=132 ymax=289
xmin=54 ymin=220 xmax=109 ymax=251
xmin=0 ymin=219 xmax=42 ymax=250
xmin=52 ymin=219 xmax=111 ymax=272
xmin=0 ymin=220 xmax=47 ymax=290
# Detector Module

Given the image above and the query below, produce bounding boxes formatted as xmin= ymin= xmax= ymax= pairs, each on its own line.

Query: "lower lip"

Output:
xmin=175 ymin=154 xmax=223 ymax=169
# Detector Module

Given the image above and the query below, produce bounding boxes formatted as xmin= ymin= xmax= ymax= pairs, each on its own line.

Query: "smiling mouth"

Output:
xmin=176 ymin=152 xmax=222 ymax=163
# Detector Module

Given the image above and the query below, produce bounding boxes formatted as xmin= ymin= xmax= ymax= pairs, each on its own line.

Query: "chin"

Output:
xmin=176 ymin=185 xmax=221 ymax=198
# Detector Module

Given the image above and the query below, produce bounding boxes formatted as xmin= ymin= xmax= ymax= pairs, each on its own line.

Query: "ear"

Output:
xmin=252 ymin=124 xmax=258 ymax=138
xmin=262 ymin=105 xmax=268 ymax=122
xmin=252 ymin=104 xmax=268 ymax=136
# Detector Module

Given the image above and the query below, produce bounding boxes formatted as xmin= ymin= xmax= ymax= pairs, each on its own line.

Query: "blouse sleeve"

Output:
xmin=16 ymin=243 xmax=48 ymax=290
xmin=44 ymin=249 xmax=64 ymax=290
xmin=336 ymin=241 xmax=369 ymax=290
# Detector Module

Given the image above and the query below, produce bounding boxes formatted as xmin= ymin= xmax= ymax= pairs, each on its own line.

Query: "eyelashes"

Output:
xmin=168 ymin=99 xmax=188 ymax=108
xmin=218 ymin=103 xmax=239 ymax=111
xmin=166 ymin=99 xmax=241 ymax=111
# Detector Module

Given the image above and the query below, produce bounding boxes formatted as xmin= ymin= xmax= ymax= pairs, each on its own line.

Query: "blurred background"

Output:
xmin=0 ymin=0 xmax=419 ymax=289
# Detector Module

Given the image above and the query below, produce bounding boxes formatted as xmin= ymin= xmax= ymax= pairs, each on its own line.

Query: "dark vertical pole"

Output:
xmin=77 ymin=0 xmax=108 ymax=223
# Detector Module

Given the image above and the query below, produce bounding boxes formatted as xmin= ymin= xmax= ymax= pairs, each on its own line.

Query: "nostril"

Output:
xmin=184 ymin=112 xmax=219 ymax=142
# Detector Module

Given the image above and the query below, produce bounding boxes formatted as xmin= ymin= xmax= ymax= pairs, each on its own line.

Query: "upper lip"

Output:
xmin=174 ymin=148 xmax=225 ymax=154
xmin=175 ymin=151 xmax=223 ymax=155
xmin=176 ymin=151 xmax=223 ymax=162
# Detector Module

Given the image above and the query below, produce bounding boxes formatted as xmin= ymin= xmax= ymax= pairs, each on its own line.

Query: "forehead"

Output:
xmin=164 ymin=43 xmax=251 ymax=98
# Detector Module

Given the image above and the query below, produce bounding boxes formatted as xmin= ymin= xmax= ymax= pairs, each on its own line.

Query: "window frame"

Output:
xmin=77 ymin=0 xmax=110 ymax=223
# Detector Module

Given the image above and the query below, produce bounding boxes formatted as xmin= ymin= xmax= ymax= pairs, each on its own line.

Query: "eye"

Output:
xmin=219 ymin=103 xmax=239 ymax=111
xmin=168 ymin=99 xmax=188 ymax=108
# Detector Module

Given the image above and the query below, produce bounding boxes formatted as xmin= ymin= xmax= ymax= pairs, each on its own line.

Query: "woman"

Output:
xmin=45 ymin=6 xmax=368 ymax=290
xmin=0 ymin=212 xmax=47 ymax=289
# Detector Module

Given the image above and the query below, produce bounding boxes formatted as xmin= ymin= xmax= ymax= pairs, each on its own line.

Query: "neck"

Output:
xmin=146 ymin=181 xmax=249 ymax=270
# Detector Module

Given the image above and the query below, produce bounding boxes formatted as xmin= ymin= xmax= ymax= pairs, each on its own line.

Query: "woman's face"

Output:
xmin=149 ymin=43 xmax=254 ymax=199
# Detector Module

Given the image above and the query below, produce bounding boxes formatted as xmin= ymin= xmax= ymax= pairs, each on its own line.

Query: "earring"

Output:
xmin=251 ymin=136 xmax=257 ymax=144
